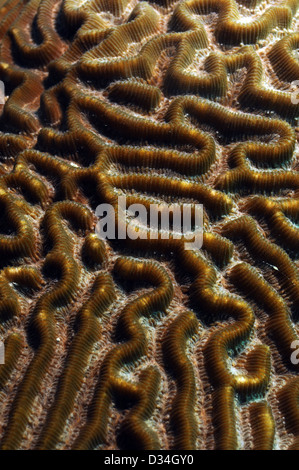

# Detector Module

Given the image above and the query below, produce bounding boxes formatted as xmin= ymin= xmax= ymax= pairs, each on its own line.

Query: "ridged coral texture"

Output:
xmin=0 ymin=0 xmax=298 ymax=451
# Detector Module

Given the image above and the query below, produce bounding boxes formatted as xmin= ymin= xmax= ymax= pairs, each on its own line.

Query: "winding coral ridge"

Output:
xmin=0 ymin=0 xmax=298 ymax=450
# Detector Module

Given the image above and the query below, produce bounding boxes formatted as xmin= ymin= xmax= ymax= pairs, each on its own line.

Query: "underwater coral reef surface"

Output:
xmin=0 ymin=0 xmax=298 ymax=451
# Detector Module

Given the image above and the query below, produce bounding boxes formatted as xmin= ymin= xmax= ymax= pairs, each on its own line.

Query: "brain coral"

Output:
xmin=0 ymin=0 xmax=298 ymax=451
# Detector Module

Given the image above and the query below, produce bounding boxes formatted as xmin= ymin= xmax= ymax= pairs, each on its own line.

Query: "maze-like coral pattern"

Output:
xmin=0 ymin=0 xmax=298 ymax=450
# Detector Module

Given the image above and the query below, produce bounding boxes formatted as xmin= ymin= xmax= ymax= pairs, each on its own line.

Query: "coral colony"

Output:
xmin=0 ymin=0 xmax=298 ymax=451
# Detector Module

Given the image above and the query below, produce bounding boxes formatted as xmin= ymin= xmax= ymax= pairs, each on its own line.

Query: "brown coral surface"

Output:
xmin=0 ymin=0 xmax=298 ymax=450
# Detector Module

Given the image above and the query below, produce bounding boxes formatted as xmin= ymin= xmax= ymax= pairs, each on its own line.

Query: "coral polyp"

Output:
xmin=0 ymin=0 xmax=299 ymax=451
